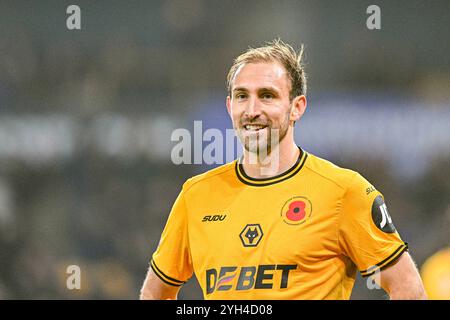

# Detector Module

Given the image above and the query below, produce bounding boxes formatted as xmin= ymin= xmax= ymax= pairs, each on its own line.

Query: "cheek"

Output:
xmin=229 ymin=107 xmax=243 ymax=125
xmin=231 ymin=104 xmax=245 ymax=118
xmin=266 ymin=106 xmax=288 ymax=123
xmin=232 ymin=108 xmax=242 ymax=120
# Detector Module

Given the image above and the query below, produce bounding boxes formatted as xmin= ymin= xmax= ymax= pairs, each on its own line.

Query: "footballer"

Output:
xmin=140 ymin=40 xmax=427 ymax=300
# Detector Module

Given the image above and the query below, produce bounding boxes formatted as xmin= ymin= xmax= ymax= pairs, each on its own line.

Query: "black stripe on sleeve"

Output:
xmin=360 ymin=243 xmax=409 ymax=277
xmin=150 ymin=260 xmax=185 ymax=287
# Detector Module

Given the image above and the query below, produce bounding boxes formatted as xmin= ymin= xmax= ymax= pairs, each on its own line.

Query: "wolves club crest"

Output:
xmin=239 ymin=224 xmax=263 ymax=247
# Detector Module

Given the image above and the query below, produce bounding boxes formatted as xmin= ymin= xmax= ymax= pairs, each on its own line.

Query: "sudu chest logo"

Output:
xmin=202 ymin=214 xmax=227 ymax=222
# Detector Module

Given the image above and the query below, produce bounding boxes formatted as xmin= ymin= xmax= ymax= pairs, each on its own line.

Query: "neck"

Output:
xmin=241 ymin=139 xmax=299 ymax=179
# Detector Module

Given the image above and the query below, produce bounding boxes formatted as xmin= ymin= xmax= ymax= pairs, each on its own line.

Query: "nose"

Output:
xmin=244 ymin=96 xmax=261 ymax=119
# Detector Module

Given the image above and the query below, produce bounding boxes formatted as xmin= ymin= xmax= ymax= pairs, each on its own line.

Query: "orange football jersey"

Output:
xmin=151 ymin=148 xmax=407 ymax=299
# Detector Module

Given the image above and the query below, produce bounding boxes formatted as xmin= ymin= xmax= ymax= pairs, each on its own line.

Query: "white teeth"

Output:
xmin=244 ymin=125 xmax=266 ymax=131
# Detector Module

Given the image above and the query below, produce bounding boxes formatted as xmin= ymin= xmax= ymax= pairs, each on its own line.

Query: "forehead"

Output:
xmin=231 ymin=61 xmax=290 ymax=91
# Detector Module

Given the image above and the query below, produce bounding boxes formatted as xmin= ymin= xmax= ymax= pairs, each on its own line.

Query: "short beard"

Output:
xmin=238 ymin=112 xmax=290 ymax=158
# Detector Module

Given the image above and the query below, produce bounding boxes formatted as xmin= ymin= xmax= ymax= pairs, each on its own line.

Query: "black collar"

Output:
xmin=235 ymin=147 xmax=308 ymax=187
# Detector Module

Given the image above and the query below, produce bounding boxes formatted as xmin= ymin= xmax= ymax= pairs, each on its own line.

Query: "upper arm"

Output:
xmin=379 ymin=252 xmax=427 ymax=300
xmin=338 ymin=174 xmax=408 ymax=276
xmin=337 ymin=173 xmax=426 ymax=299
xmin=141 ymin=186 xmax=193 ymax=300
xmin=139 ymin=267 xmax=182 ymax=300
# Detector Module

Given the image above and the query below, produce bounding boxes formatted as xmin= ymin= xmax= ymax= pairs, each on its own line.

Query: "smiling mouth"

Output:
xmin=243 ymin=124 xmax=268 ymax=132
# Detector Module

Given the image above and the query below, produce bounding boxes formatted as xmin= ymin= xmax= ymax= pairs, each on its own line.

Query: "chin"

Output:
xmin=244 ymin=141 xmax=272 ymax=156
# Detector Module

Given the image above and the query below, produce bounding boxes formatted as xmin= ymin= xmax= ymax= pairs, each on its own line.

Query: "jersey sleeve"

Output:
xmin=338 ymin=173 xmax=408 ymax=277
xmin=151 ymin=185 xmax=193 ymax=286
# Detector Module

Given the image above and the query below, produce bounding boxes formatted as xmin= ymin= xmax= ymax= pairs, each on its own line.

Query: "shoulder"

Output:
xmin=305 ymin=153 xmax=381 ymax=216
xmin=181 ymin=161 xmax=237 ymax=193
xmin=304 ymin=151 xmax=370 ymax=192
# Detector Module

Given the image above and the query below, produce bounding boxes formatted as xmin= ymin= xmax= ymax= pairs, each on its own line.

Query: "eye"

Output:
xmin=261 ymin=92 xmax=274 ymax=100
xmin=235 ymin=92 xmax=247 ymax=100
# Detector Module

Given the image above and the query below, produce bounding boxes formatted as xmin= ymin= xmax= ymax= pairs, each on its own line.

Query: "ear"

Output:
xmin=290 ymin=95 xmax=307 ymax=122
xmin=226 ymin=95 xmax=231 ymax=116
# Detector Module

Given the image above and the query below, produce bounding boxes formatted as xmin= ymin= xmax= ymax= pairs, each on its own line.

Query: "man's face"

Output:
xmin=227 ymin=61 xmax=294 ymax=154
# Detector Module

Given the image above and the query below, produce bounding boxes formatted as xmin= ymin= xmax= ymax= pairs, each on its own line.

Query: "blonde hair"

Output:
xmin=227 ymin=39 xmax=307 ymax=100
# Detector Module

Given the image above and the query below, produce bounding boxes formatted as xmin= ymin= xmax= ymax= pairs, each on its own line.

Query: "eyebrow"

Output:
xmin=232 ymin=86 xmax=280 ymax=93
xmin=258 ymin=86 xmax=280 ymax=93
xmin=232 ymin=87 xmax=248 ymax=93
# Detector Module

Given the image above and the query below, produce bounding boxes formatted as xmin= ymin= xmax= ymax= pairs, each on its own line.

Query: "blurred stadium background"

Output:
xmin=0 ymin=0 xmax=448 ymax=299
